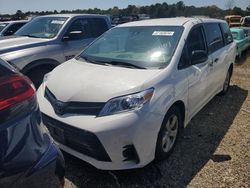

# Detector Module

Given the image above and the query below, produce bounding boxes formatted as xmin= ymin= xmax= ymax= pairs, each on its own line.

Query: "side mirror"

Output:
xmin=63 ymin=31 xmax=83 ymax=41
xmin=191 ymin=50 xmax=208 ymax=65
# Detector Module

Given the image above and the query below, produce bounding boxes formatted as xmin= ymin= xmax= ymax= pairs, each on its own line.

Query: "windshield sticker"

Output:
xmin=51 ymin=20 xmax=65 ymax=24
xmin=152 ymin=31 xmax=174 ymax=36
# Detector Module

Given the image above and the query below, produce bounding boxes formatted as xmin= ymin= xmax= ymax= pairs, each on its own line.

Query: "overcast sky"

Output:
xmin=0 ymin=0 xmax=249 ymax=14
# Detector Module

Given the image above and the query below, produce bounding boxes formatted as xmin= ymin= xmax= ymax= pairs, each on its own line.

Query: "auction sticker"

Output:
xmin=51 ymin=20 xmax=65 ymax=24
xmin=152 ymin=31 xmax=174 ymax=36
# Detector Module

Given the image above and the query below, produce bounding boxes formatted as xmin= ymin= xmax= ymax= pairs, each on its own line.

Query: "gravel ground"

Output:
xmin=64 ymin=51 xmax=250 ymax=188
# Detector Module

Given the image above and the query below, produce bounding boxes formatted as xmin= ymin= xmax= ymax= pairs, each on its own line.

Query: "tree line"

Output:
xmin=1 ymin=1 xmax=250 ymax=20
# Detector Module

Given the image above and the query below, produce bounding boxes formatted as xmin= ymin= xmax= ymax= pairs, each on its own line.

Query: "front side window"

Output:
xmin=204 ymin=23 xmax=224 ymax=53
xmin=179 ymin=26 xmax=206 ymax=68
xmin=81 ymin=26 xmax=184 ymax=69
xmin=3 ymin=23 xmax=26 ymax=36
xmin=65 ymin=18 xmax=92 ymax=40
xmin=0 ymin=23 xmax=8 ymax=32
xmin=16 ymin=17 xmax=68 ymax=38
xmin=220 ymin=23 xmax=233 ymax=45
xmin=187 ymin=26 xmax=206 ymax=57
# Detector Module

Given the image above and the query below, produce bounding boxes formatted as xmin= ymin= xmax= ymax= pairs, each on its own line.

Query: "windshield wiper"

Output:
xmin=20 ymin=34 xmax=41 ymax=38
xmin=103 ymin=61 xmax=146 ymax=69
xmin=78 ymin=56 xmax=146 ymax=69
xmin=78 ymin=56 xmax=100 ymax=64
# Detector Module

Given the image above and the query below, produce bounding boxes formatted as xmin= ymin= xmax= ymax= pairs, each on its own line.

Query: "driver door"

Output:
xmin=180 ymin=25 xmax=212 ymax=119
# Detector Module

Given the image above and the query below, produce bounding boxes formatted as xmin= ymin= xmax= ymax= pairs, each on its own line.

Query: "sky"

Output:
xmin=0 ymin=0 xmax=249 ymax=14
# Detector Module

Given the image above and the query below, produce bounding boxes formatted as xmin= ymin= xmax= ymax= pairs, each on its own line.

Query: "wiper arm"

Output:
xmin=78 ymin=56 xmax=146 ymax=69
xmin=77 ymin=56 xmax=101 ymax=64
xmin=104 ymin=61 xmax=146 ymax=69
xmin=20 ymin=34 xmax=41 ymax=38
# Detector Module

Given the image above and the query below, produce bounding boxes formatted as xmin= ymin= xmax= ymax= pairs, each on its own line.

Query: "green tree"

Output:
xmin=176 ymin=1 xmax=185 ymax=11
xmin=111 ymin=6 xmax=119 ymax=15
xmin=247 ymin=5 xmax=250 ymax=12
xmin=232 ymin=6 xmax=244 ymax=15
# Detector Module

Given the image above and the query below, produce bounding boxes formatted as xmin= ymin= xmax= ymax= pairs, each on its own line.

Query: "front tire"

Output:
xmin=219 ymin=69 xmax=231 ymax=96
xmin=155 ymin=106 xmax=182 ymax=161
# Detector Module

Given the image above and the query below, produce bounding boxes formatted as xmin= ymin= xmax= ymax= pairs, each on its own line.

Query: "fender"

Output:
xmin=22 ymin=59 xmax=61 ymax=74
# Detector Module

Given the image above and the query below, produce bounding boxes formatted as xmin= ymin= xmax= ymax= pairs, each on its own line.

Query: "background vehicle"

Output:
xmin=37 ymin=18 xmax=236 ymax=170
xmin=0 ymin=59 xmax=65 ymax=188
xmin=230 ymin=27 xmax=250 ymax=58
xmin=0 ymin=14 xmax=111 ymax=88
xmin=0 ymin=20 xmax=28 ymax=36
xmin=241 ymin=16 xmax=250 ymax=27
xmin=225 ymin=15 xmax=242 ymax=27
xmin=240 ymin=27 xmax=250 ymax=44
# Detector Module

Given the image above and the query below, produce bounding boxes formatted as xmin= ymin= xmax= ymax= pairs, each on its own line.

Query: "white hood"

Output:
xmin=46 ymin=59 xmax=161 ymax=102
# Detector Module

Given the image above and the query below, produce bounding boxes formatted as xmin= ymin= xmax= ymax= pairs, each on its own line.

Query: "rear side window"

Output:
xmin=220 ymin=23 xmax=233 ymax=45
xmin=89 ymin=18 xmax=109 ymax=38
xmin=204 ymin=23 xmax=224 ymax=53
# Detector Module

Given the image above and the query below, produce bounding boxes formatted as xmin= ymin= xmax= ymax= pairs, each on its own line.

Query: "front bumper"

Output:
xmin=38 ymin=88 xmax=164 ymax=170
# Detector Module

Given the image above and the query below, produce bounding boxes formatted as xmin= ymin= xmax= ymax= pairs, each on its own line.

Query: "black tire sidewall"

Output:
xmin=27 ymin=67 xmax=53 ymax=88
xmin=219 ymin=70 xmax=231 ymax=96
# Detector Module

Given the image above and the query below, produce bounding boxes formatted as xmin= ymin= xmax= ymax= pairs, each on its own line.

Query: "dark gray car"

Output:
xmin=0 ymin=14 xmax=111 ymax=87
xmin=0 ymin=20 xmax=28 ymax=36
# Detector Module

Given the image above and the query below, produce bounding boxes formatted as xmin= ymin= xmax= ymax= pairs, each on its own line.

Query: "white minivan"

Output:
xmin=37 ymin=17 xmax=236 ymax=170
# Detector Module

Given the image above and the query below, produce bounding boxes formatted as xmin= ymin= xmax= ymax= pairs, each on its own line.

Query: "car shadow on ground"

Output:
xmin=64 ymin=85 xmax=248 ymax=188
xmin=235 ymin=49 xmax=250 ymax=65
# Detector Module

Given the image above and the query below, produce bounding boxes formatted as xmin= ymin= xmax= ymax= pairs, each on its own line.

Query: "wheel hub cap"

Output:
xmin=162 ymin=115 xmax=178 ymax=153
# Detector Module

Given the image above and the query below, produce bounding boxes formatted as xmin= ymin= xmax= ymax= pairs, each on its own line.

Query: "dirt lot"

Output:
xmin=64 ymin=51 xmax=250 ymax=188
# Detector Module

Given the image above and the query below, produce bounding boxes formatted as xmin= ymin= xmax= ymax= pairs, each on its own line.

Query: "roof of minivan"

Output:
xmin=38 ymin=14 xmax=107 ymax=18
xmin=117 ymin=17 xmax=226 ymax=27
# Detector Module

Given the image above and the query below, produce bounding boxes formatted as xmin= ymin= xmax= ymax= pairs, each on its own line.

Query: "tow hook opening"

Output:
xmin=122 ymin=145 xmax=140 ymax=164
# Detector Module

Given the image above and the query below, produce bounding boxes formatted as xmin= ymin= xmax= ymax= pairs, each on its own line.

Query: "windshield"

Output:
xmin=15 ymin=17 xmax=68 ymax=38
xmin=81 ymin=26 xmax=184 ymax=69
xmin=0 ymin=23 xmax=8 ymax=32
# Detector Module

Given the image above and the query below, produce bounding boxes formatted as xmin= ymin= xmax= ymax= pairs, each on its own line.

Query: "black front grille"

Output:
xmin=45 ymin=87 xmax=105 ymax=116
xmin=42 ymin=113 xmax=111 ymax=162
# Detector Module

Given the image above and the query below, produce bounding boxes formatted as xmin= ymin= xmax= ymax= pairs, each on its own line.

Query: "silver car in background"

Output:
xmin=0 ymin=14 xmax=111 ymax=87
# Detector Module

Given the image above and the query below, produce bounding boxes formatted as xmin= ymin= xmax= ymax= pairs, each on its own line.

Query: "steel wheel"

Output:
xmin=155 ymin=106 xmax=182 ymax=161
xmin=219 ymin=69 xmax=231 ymax=96
xmin=223 ymin=71 xmax=230 ymax=92
xmin=161 ymin=115 xmax=178 ymax=153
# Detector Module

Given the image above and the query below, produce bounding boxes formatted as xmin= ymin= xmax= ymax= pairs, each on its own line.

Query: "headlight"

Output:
xmin=98 ymin=88 xmax=154 ymax=117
